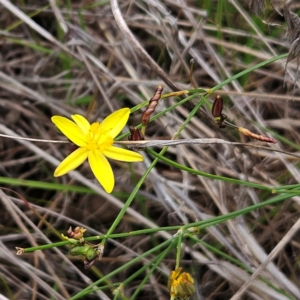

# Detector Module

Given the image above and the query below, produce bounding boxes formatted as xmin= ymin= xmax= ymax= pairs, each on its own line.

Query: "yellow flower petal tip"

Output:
xmin=52 ymin=108 xmax=142 ymax=193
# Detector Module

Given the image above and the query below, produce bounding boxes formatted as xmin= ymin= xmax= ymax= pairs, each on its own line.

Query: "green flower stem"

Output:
xmin=147 ymin=148 xmax=272 ymax=190
xmin=100 ymin=146 xmax=168 ymax=247
xmin=70 ymin=238 xmax=174 ymax=299
xmin=210 ymin=53 xmax=288 ymax=93
xmin=89 ymin=282 xmax=121 ymax=296
xmin=175 ymin=229 xmax=183 ymax=269
xmin=20 ymin=185 xmax=293 ymax=254
xmin=19 ymin=240 xmax=71 ymax=253
xmin=129 ymin=239 xmax=176 ymax=299
xmin=270 ymin=189 xmax=300 ymax=194
xmin=175 ymin=95 xmax=206 ymax=138
xmin=123 ymin=245 xmax=170 ymax=286
xmin=194 ymin=193 xmax=293 ymax=230
xmin=274 ymin=184 xmax=300 ymax=190
xmin=112 ymin=284 xmax=127 ymax=300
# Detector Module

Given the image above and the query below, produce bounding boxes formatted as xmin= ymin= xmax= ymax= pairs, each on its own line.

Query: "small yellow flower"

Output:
xmin=52 ymin=108 xmax=143 ymax=193
xmin=168 ymin=267 xmax=195 ymax=300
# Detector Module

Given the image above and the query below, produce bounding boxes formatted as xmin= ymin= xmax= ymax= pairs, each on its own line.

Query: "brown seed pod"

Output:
xmin=212 ymin=95 xmax=227 ymax=128
xmin=141 ymin=85 xmax=163 ymax=126
xmin=128 ymin=126 xmax=144 ymax=141
xmin=238 ymin=127 xmax=277 ymax=143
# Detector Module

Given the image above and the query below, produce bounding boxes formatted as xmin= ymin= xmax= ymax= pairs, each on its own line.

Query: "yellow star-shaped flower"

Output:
xmin=52 ymin=108 xmax=143 ymax=193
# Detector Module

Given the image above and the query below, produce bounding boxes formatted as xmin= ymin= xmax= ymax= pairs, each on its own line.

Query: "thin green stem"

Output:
xmin=100 ymin=146 xmax=169 ymax=246
xmin=175 ymin=229 xmax=183 ymax=269
xmin=20 ymin=191 xmax=294 ymax=254
xmin=210 ymin=53 xmax=288 ymax=93
xmin=146 ymin=148 xmax=272 ymax=190
xmin=129 ymin=239 xmax=176 ymax=299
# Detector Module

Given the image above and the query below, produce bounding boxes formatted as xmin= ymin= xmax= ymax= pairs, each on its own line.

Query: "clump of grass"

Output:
xmin=0 ymin=1 xmax=300 ymax=299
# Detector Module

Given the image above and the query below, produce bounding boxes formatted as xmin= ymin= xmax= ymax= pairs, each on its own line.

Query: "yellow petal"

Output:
xmin=98 ymin=108 xmax=130 ymax=139
xmin=103 ymin=146 xmax=144 ymax=162
xmin=52 ymin=116 xmax=87 ymax=147
xmin=88 ymin=151 xmax=114 ymax=193
xmin=71 ymin=114 xmax=90 ymax=135
xmin=54 ymin=147 xmax=88 ymax=176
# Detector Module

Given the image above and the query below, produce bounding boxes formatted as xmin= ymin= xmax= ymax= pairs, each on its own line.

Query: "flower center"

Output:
xmin=86 ymin=122 xmax=113 ymax=151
